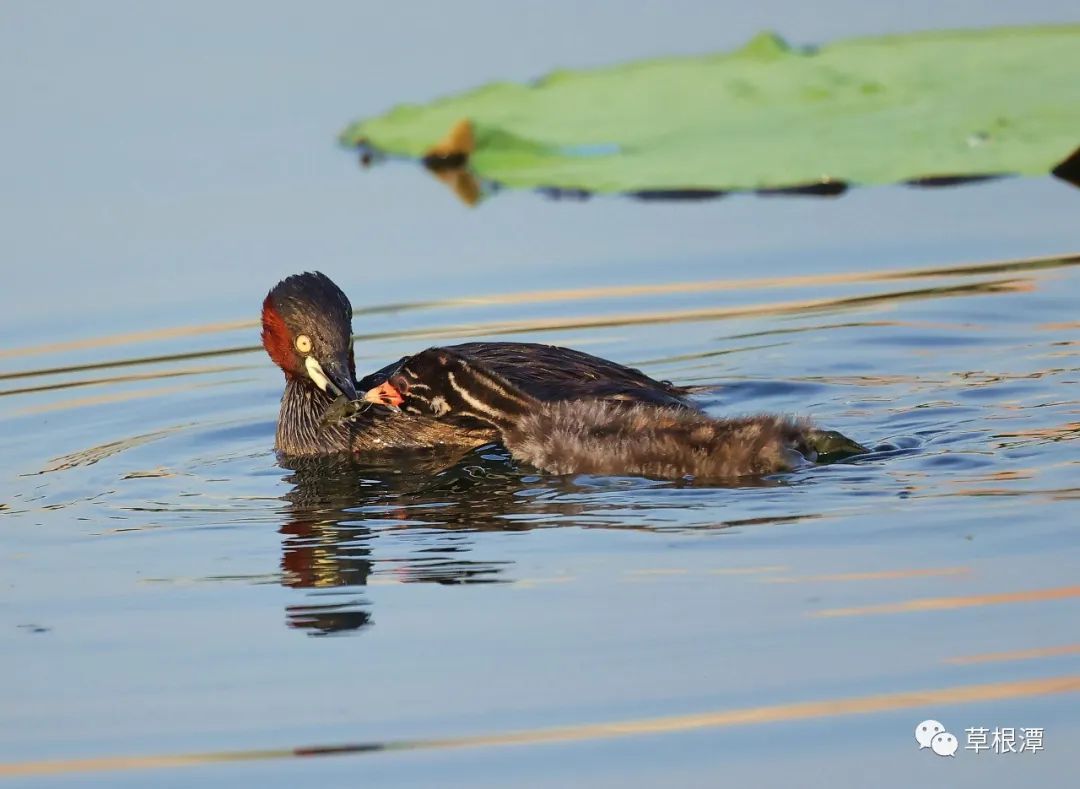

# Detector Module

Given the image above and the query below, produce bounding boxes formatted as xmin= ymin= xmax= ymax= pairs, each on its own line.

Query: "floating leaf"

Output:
xmin=340 ymin=26 xmax=1080 ymax=194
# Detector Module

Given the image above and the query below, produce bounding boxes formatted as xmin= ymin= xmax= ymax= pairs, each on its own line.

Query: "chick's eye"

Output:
xmin=295 ymin=335 xmax=312 ymax=354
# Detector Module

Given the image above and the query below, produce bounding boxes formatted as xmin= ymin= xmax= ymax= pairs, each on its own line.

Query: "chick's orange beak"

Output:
xmin=363 ymin=380 xmax=404 ymax=408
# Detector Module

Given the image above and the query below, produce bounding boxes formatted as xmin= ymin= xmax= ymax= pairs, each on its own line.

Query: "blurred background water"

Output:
xmin=1 ymin=1 xmax=1078 ymax=786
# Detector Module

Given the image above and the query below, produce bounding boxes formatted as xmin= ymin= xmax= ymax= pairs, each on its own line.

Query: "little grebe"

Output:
xmin=262 ymin=272 xmax=694 ymax=456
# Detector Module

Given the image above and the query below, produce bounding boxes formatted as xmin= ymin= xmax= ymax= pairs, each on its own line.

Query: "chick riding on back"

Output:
xmin=365 ymin=348 xmax=865 ymax=483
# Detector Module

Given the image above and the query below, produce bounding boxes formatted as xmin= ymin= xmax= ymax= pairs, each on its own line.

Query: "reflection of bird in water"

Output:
xmin=276 ymin=442 xmax=800 ymax=636
xmin=278 ymin=456 xmax=376 ymax=635
xmin=277 ymin=448 xmax=575 ymax=636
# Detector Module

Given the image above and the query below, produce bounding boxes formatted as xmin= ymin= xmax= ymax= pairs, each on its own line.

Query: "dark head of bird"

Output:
xmin=261 ymin=271 xmax=358 ymax=402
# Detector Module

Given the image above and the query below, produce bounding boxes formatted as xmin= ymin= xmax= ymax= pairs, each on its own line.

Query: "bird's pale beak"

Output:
xmin=363 ymin=381 xmax=404 ymax=408
xmin=305 ymin=355 xmax=357 ymax=401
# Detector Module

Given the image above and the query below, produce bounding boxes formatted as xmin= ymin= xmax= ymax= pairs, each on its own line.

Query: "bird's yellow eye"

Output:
xmin=295 ymin=334 xmax=312 ymax=354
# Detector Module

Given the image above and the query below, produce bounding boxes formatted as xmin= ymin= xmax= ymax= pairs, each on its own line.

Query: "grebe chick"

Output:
xmin=365 ymin=349 xmax=863 ymax=482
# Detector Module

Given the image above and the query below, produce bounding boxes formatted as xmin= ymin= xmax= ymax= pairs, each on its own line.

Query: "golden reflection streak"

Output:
xmin=625 ymin=568 xmax=690 ymax=576
xmin=0 ymin=365 xmax=249 ymax=398
xmin=0 ymin=319 xmax=255 ymax=360
xmin=2 ymin=675 xmax=1077 ymax=778
xmin=3 ymin=252 xmax=1075 ymax=363
xmin=708 ymin=565 xmax=789 ymax=575
xmin=0 ymin=345 xmax=258 ymax=382
xmin=1 ymin=278 xmax=1032 ymax=383
xmin=636 ymin=324 xmax=894 ymax=366
xmin=766 ymin=567 xmax=970 ymax=584
xmin=512 ymin=575 xmax=576 ymax=590
xmin=921 ymin=486 xmax=1080 ymax=500
xmin=371 ymin=278 xmax=1032 ymax=341
xmin=0 ymin=305 xmax=443 ymax=362
xmin=430 ymin=251 xmax=1075 ymax=308
xmin=15 ymin=381 xmax=234 ymax=416
xmin=622 ymin=566 xmax=789 ymax=579
xmin=995 ymin=422 xmax=1080 ymax=441
xmin=946 ymin=644 xmax=1080 ymax=665
xmin=1038 ymin=321 xmax=1080 ymax=331
xmin=731 ymin=317 xmax=986 ymax=339
xmin=814 ymin=584 xmax=1080 ymax=618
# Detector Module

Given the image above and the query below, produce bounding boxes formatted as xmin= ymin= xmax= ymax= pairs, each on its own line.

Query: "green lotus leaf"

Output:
xmin=341 ymin=26 xmax=1080 ymax=193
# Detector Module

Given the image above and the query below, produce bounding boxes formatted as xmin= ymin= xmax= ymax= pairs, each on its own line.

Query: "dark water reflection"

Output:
xmin=278 ymin=449 xmax=694 ymax=634
xmin=279 ymin=451 xmax=531 ymax=635
xmin=380 ymin=152 xmax=1074 ymax=208
xmin=276 ymin=429 xmax=874 ymax=636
